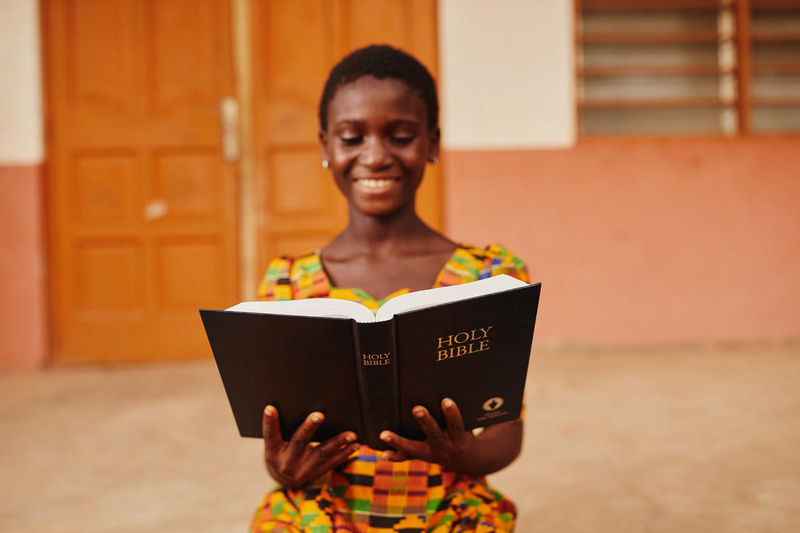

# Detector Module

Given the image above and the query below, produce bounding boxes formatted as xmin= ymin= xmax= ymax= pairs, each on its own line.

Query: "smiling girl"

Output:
xmin=252 ymin=45 xmax=529 ymax=533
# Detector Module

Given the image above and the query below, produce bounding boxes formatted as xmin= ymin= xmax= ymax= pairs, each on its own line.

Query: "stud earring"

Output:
xmin=322 ymin=160 xmax=329 ymax=169
xmin=430 ymin=156 xmax=438 ymax=164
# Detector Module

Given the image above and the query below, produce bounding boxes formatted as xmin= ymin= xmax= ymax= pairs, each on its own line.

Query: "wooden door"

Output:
xmin=44 ymin=0 xmax=239 ymax=363
xmin=250 ymin=0 xmax=442 ymax=279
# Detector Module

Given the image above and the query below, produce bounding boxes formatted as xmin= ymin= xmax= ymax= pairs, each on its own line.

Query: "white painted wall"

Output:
xmin=438 ymin=0 xmax=575 ymax=149
xmin=0 ymin=0 xmax=43 ymax=164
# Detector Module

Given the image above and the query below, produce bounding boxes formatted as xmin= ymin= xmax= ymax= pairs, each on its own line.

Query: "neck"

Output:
xmin=340 ymin=203 xmax=432 ymax=257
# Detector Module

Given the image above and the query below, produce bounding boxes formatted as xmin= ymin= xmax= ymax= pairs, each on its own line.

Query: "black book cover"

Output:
xmin=199 ymin=311 xmax=363 ymax=443
xmin=394 ymin=283 xmax=540 ymax=439
xmin=200 ymin=282 xmax=540 ymax=450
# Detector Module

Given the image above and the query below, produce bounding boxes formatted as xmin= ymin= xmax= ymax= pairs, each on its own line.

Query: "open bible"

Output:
xmin=200 ymin=275 xmax=541 ymax=450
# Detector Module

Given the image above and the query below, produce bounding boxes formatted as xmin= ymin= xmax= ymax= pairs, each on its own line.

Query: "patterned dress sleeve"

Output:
xmin=479 ymin=244 xmax=529 ymax=283
xmin=257 ymin=256 xmax=294 ymax=301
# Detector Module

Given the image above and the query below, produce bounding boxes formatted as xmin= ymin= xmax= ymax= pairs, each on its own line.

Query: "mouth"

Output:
xmin=352 ymin=177 xmax=402 ymax=190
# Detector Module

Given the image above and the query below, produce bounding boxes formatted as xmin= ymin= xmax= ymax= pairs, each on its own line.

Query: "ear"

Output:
xmin=318 ymin=130 xmax=330 ymax=167
xmin=428 ymin=127 xmax=441 ymax=163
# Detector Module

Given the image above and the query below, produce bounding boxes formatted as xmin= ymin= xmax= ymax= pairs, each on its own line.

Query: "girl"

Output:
xmin=252 ymin=45 xmax=528 ymax=533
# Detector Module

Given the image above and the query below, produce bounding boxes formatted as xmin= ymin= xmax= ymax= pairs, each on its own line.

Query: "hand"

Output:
xmin=379 ymin=398 xmax=476 ymax=472
xmin=262 ymin=405 xmax=360 ymax=489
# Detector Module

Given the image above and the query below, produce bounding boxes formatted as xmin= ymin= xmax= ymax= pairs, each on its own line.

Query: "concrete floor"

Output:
xmin=1 ymin=346 xmax=799 ymax=533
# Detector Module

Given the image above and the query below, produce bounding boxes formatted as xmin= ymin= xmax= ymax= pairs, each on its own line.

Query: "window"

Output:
xmin=576 ymin=0 xmax=800 ymax=136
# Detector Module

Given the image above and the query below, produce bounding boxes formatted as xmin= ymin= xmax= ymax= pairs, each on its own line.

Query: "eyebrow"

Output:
xmin=332 ymin=118 xmax=421 ymax=128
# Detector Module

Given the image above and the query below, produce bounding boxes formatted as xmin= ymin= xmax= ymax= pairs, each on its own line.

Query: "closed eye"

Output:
xmin=391 ymin=136 xmax=415 ymax=145
xmin=341 ymin=136 xmax=363 ymax=146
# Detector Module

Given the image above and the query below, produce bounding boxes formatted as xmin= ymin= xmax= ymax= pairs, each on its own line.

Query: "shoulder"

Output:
xmin=463 ymin=243 xmax=529 ymax=283
xmin=257 ymin=255 xmax=295 ymax=301
xmin=256 ymin=251 xmax=326 ymax=301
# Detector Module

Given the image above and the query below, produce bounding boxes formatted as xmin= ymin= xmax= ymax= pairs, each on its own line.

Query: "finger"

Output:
xmin=411 ymin=406 xmax=447 ymax=446
xmin=380 ymin=430 xmax=429 ymax=462
xmin=441 ymin=398 xmax=467 ymax=449
xmin=312 ymin=442 xmax=361 ymax=478
xmin=285 ymin=411 xmax=324 ymax=464
xmin=262 ymin=405 xmax=284 ymax=461
xmin=314 ymin=431 xmax=357 ymax=462
xmin=380 ymin=449 xmax=408 ymax=462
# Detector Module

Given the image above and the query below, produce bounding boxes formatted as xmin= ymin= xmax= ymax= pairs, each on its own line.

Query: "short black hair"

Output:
xmin=318 ymin=44 xmax=439 ymax=132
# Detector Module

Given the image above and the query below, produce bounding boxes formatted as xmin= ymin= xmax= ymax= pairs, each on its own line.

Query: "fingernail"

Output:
xmin=380 ymin=431 xmax=392 ymax=442
xmin=311 ymin=413 xmax=323 ymax=423
xmin=443 ymin=398 xmax=454 ymax=408
xmin=381 ymin=451 xmax=391 ymax=460
xmin=345 ymin=433 xmax=356 ymax=443
xmin=413 ymin=407 xmax=426 ymax=418
xmin=265 ymin=406 xmax=275 ymax=416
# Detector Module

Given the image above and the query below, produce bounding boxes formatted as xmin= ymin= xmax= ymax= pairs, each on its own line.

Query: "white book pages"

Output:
xmin=374 ymin=274 xmax=527 ymax=321
xmin=225 ymin=274 xmax=527 ymax=323
xmin=227 ymin=298 xmax=376 ymax=323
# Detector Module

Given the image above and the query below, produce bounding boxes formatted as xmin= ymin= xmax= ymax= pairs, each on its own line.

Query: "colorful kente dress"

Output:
xmin=251 ymin=244 xmax=529 ymax=533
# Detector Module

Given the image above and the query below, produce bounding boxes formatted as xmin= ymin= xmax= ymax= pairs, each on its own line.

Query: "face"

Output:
xmin=319 ymin=76 xmax=440 ymax=217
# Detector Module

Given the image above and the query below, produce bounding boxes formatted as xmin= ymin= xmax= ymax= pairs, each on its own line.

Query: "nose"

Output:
xmin=359 ymin=137 xmax=392 ymax=169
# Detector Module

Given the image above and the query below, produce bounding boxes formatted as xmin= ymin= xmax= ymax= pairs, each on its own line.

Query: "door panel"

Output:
xmin=45 ymin=0 xmax=442 ymax=362
xmin=45 ymin=0 xmax=239 ymax=363
xmin=348 ymin=0 xmax=410 ymax=48
xmin=251 ymin=0 xmax=442 ymax=281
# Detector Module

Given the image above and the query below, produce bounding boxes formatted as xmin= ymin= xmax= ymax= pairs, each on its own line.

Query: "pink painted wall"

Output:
xmin=443 ymin=137 xmax=800 ymax=347
xmin=0 ymin=165 xmax=47 ymax=369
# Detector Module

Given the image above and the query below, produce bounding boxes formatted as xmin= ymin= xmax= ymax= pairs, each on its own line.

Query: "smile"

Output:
xmin=354 ymin=178 xmax=401 ymax=189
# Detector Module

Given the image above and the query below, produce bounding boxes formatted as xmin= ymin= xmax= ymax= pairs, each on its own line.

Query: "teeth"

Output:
xmin=358 ymin=179 xmax=396 ymax=189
